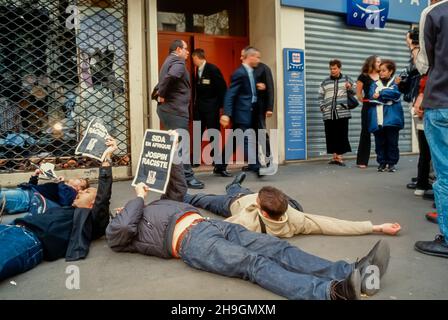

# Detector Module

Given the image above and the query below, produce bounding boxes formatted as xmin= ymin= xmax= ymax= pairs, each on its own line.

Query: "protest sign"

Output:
xmin=75 ymin=118 xmax=110 ymax=161
xmin=132 ymin=130 xmax=177 ymax=194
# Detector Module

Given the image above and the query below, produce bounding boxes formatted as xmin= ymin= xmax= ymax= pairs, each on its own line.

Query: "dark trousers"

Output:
xmin=157 ymin=108 xmax=195 ymax=181
xmin=196 ymin=109 xmax=226 ymax=168
xmin=184 ymin=179 xmax=254 ymax=218
xmin=374 ymin=126 xmax=400 ymax=166
xmin=254 ymin=111 xmax=271 ymax=159
xmin=417 ymin=129 xmax=432 ymax=190
xmin=215 ymin=124 xmax=260 ymax=172
xmin=357 ymin=105 xmax=372 ymax=166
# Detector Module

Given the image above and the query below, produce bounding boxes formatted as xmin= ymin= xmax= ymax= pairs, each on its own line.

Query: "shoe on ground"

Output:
xmin=425 ymin=212 xmax=438 ymax=224
xmin=423 ymin=190 xmax=435 ymax=201
xmin=330 ymin=269 xmax=361 ymax=300
xmin=226 ymin=172 xmax=246 ymax=191
xmin=355 ymin=240 xmax=390 ymax=296
xmin=328 ymin=160 xmax=339 ymax=165
xmin=387 ymin=165 xmax=397 ymax=173
xmin=407 ymin=182 xmax=417 ymax=190
xmin=213 ymin=168 xmax=233 ymax=178
xmin=415 ymin=235 xmax=448 ymax=258
xmin=411 ymin=177 xmax=418 ymax=183
xmin=377 ymin=164 xmax=387 ymax=172
xmin=414 ymin=189 xmax=426 ymax=197
xmin=187 ymin=178 xmax=205 ymax=190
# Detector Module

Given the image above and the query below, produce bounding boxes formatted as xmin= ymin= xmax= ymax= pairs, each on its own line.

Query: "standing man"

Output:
xmin=219 ymin=47 xmax=261 ymax=176
xmin=318 ymin=59 xmax=354 ymax=166
xmin=191 ymin=49 xmax=231 ymax=177
xmin=156 ymin=40 xmax=204 ymax=189
xmin=414 ymin=0 xmax=448 ymax=258
xmin=254 ymin=59 xmax=275 ymax=168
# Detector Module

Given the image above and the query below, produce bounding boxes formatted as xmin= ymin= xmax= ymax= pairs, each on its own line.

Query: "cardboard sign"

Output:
xmin=75 ymin=118 xmax=110 ymax=161
xmin=132 ymin=130 xmax=177 ymax=194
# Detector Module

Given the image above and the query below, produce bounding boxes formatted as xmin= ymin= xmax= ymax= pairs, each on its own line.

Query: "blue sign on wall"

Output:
xmin=281 ymin=0 xmax=428 ymax=24
xmin=283 ymin=48 xmax=306 ymax=160
xmin=347 ymin=0 xmax=390 ymax=29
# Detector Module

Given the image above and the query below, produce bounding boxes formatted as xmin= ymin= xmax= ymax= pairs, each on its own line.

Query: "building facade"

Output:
xmin=0 ymin=0 xmax=428 ymax=185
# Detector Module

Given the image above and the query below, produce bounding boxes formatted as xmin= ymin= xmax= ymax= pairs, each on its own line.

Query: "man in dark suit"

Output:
xmin=219 ymin=47 xmax=261 ymax=176
xmin=254 ymin=61 xmax=275 ymax=167
xmin=191 ymin=49 xmax=231 ymax=177
xmin=156 ymin=39 xmax=204 ymax=189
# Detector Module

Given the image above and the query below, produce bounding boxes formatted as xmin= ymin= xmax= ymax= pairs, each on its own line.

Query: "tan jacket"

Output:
xmin=226 ymin=194 xmax=373 ymax=238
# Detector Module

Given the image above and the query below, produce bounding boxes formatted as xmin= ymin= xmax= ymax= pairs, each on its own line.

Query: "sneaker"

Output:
xmin=387 ymin=165 xmax=397 ymax=172
xmin=414 ymin=189 xmax=426 ymax=197
xmin=377 ymin=164 xmax=387 ymax=172
xmin=330 ymin=269 xmax=361 ymax=300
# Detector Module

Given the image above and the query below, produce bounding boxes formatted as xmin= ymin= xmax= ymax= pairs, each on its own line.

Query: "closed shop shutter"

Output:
xmin=305 ymin=11 xmax=413 ymax=159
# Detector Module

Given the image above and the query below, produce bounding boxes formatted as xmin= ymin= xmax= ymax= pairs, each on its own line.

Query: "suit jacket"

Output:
xmin=157 ymin=54 xmax=191 ymax=119
xmin=194 ymin=62 xmax=227 ymax=117
xmin=223 ymin=65 xmax=255 ymax=127
xmin=254 ymin=62 xmax=275 ymax=115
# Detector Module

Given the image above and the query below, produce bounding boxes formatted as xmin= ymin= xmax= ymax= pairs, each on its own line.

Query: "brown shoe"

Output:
xmin=330 ymin=269 xmax=361 ymax=300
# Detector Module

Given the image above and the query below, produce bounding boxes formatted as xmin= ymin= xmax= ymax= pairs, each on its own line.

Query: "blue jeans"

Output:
xmin=374 ymin=126 xmax=400 ymax=166
xmin=0 ymin=188 xmax=31 ymax=214
xmin=424 ymin=109 xmax=448 ymax=245
xmin=184 ymin=184 xmax=253 ymax=218
xmin=179 ymin=220 xmax=354 ymax=300
xmin=0 ymin=188 xmax=61 ymax=216
xmin=0 ymin=225 xmax=43 ymax=280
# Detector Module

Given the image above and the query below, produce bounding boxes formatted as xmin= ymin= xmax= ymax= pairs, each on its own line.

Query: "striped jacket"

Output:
xmin=318 ymin=74 xmax=355 ymax=121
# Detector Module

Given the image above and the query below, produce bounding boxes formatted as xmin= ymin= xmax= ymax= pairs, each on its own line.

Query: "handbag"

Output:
xmin=345 ymin=76 xmax=359 ymax=110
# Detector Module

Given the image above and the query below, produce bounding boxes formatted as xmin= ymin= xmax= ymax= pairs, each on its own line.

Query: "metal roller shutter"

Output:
xmin=305 ymin=11 xmax=413 ymax=159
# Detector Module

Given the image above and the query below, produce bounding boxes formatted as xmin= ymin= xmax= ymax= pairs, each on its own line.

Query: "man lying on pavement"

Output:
xmin=0 ymin=167 xmax=90 ymax=216
xmin=184 ymin=172 xmax=402 ymax=238
xmin=0 ymin=137 xmax=117 ymax=281
xmin=106 ymin=150 xmax=391 ymax=300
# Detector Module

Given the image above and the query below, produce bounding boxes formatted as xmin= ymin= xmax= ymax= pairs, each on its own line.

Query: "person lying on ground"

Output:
xmin=106 ymin=154 xmax=391 ymax=300
xmin=183 ymin=173 xmax=402 ymax=238
xmin=0 ymin=167 xmax=90 ymax=216
xmin=0 ymin=137 xmax=117 ymax=281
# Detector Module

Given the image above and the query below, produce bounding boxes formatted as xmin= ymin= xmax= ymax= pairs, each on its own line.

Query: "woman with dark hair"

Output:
xmin=356 ymin=56 xmax=381 ymax=168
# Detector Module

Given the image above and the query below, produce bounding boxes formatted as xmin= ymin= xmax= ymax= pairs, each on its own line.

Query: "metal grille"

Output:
xmin=305 ymin=11 xmax=413 ymax=159
xmin=0 ymin=0 xmax=130 ymax=173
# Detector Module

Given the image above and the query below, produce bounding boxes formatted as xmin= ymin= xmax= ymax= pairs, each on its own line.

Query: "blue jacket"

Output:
xmin=367 ymin=78 xmax=405 ymax=133
xmin=223 ymin=65 xmax=255 ymax=127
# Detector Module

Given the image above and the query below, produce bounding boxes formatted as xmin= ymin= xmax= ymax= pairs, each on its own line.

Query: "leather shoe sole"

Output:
xmin=357 ymin=240 xmax=390 ymax=296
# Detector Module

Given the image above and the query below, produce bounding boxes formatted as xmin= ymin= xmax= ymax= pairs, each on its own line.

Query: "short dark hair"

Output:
xmin=80 ymin=178 xmax=90 ymax=190
xmin=192 ymin=48 xmax=206 ymax=59
xmin=329 ymin=59 xmax=342 ymax=68
xmin=258 ymin=187 xmax=288 ymax=220
xmin=380 ymin=59 xmax=397 ymax=76
xmin=169 ymin=40 xmax=185 ymax=54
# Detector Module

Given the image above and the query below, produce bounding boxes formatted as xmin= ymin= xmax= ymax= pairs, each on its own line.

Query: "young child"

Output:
xmin=368 ymin=60 xmax=405 ymax=172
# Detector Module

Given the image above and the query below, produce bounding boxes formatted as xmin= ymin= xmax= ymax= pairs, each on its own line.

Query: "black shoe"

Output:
xmin=213 ymin=168 xmax=233 ymax=177
xmin=407 ymin=182 xmax=417 ymax=190
xmin=191 ymin=163 xmax=201 ymax=168
xmin=377 ymin=164 xmax=387 ymax=172
xmin=387 ymin=165 xmax=397 ymax=173
xmin=226 ymin=172 xmax=246 ymax=191
xmin=330 ymin=269 xmax=361 ymax=300
xmin=355 ymin=240 xmax=390 ymax=296
xmin=411 ymin=177 xmax=418 ymax=183
xmin=415 ymin=235 xmax=448 ymax=258
xmin=423 ymin=190 xmax=435 ymax=201
xmin=187 ymin=178 xmax=205 ymax=190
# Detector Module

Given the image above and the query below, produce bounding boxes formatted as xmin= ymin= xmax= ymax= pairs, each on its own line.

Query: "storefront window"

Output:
xmin=0 ymin=0 xmax=130 ymax=173
xmin=157 ymin=0 xmax=247 ymax=36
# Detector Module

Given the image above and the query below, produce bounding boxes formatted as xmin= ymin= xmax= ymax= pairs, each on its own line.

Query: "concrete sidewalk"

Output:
xmin=1 ymin=155 xmax=447 ymax=300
